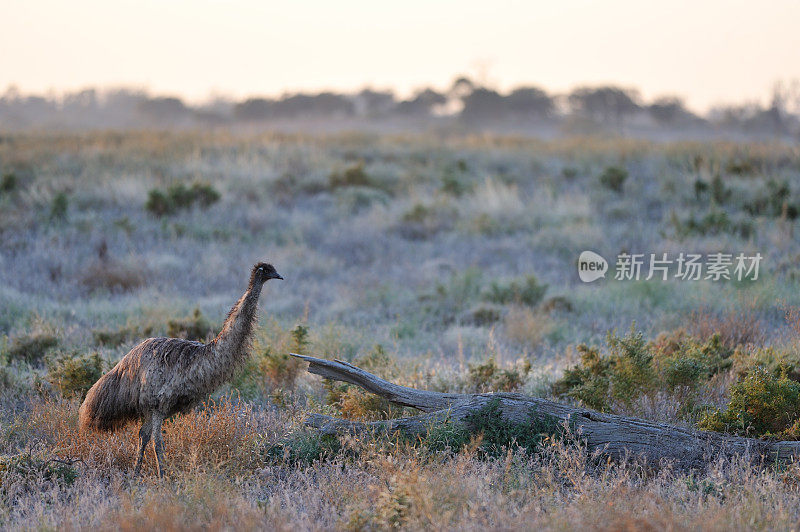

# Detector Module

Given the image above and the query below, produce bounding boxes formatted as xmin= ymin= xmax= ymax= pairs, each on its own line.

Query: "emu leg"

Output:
xmin=151 ymin=412 xmax=166 ymax=478
xmin=133 ymin=414 xmax=153 ymax=477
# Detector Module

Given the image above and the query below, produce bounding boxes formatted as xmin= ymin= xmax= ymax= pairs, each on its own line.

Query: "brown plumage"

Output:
xmin=79 ymin=262 xmax=283 ymax=477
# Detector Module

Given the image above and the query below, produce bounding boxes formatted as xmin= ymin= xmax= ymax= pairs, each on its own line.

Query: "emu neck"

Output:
xmin=212 ymin=283 xmax=263 ymax=362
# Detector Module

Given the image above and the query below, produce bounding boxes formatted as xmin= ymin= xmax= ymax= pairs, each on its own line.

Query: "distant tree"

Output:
xmin=355 ymin=89 xmax=396 ymax=116
xmin=505 ymin=86 xmax=554 ymax=119
xmin=450 ymin=77 xmax=475 ymax=99
xmin=234 ymin=98 xmax=274 ymax=121
xmin=63 ymin=89 xmax=98 ymax=111
xmin=460 ymin=88 xmax=506 ymax=122
xmin=396 ymin=88 xmax=447 ymax=116
xmin=568 ymin=86 xmax=640 ymax=128
xmin=648 ymin=96 xmax=687 ymax=126
xmin=273 ymin=92 xmax=354 ymax=118
xmin=138 ymin=97 xmax=189 ymax=122
xmin=710 ymin=102 xmax=786 ymax=135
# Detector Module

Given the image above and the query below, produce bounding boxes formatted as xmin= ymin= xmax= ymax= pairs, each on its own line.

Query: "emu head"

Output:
xmin=251 ymin=262 xmax=283 ymax=285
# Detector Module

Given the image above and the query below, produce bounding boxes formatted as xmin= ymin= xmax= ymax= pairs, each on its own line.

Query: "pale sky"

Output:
xmin=1 ymin=0 xmax=799 ymax=112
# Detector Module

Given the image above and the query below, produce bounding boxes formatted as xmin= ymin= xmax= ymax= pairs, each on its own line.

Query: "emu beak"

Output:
xmin=273 ymin=273 xmax=284 ymax=280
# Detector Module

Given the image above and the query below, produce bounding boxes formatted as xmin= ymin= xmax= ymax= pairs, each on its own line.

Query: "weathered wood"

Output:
xmin=292 ymin=353 xmax=800 ymax=468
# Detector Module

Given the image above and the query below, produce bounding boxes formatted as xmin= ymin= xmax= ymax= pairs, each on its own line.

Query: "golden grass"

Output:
xmin=21 ymin=395 xmax=263 ymax=477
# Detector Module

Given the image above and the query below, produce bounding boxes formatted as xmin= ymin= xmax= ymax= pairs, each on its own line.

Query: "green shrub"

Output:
xmin=146 ymin=182 xmax=221 ymax=216
xmin=698 ymin=365 xmax=800 ymax=438
xmin=418 ymin=419 xmax=472 ymax=455
xmin=420 ymin=397 xmax=564 ymax=458
xmin=145 ymin=189 xmax=172 ymax=216
xmin=464 ymin=398 xmax=563 ymax=457
xmin=0 ymin=453 xmax=79 ymax=491
xmin=92 ymin=325 xmax=153 ymax=347
xmin=329 ymin=162 xmax=372 ymax=189
xmin=265 ymin=433 xmax=343 ymax=466
xmin=694 ymin=179 xmax=709 ymax=200
xmin=167 ymin=308 xmax=216 ymax=341
xmin=46 ymin=351 xmax=104 ymax=399
xmin=483 ymin=275 xmax=548 ymax=307
xmin=553 ymin=327 xmax=732 ymax=412
xmin=0 ymin=172 xmax=17 ymax=193
xmin=467 ymin=356 xmax=531 ymax=393
xmin=49 ymin=192 xmax=68 ymax=221
xmin=553 ymin=345 xmax=612 ymax=411
xmin=397 ymin=201 xmax=457 ymax=239
xmin=7 ymin=333 xmax=59 ymax=364
xmin=598 ymin=166 xmax=628 ymax=193
xmin=464 ymin=304 xmax=502 ymax=326
xmin=655 ymin=333 xmax=731 ymax=390
xmin=726 ymin=158 xmax=758 ymax=175
xmin=669 ymin=209 xmax=753 ymax=239
xmin=561 ymin=167 xmax=578 ymax=180
xmin=262 ymin=324 xmax=308 ymax=391
xmin=744 ymin=179 xmax=798 ymax=219
xmin=419 ymin=268 xmax=483 ymax=323
xmin=440 ymin=166 xmax=472 ymax=197
xmin=709 ymin=174 xmax=731 ymax=205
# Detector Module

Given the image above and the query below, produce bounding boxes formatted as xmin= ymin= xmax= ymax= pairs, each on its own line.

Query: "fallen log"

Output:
xmin=291 ymin=353 xmax=800 ymax=468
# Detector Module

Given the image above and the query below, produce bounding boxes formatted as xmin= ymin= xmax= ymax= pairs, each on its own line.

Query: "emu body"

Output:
xmin=79 ymin=262 xmax=282 ymax=477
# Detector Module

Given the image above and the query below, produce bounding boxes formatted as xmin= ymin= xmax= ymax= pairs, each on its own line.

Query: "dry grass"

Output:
xmin=503 ymin=306 xmax=555 ymax=349
xmin=5 ymin=131 xmax=800 ymax=529
xmin=686 ymin=304 xmax=766 ymax=349
xmin=5 ymin=393 xmax=800 ymax=530
xmin=17 ymin=395 xmax=265 ymax=478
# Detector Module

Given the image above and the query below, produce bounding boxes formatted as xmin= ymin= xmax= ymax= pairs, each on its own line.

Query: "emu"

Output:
xmin=79 ymin=262 xmax=283 ymax=477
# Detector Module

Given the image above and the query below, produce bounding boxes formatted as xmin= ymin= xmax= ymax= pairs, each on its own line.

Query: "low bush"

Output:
xmin=467 ymin=356 xmax=531 ymax=393
xmin=167 ymin=308 xmax=216 ymax=341
xmin=744 ymin=179 xmax=798 ymax=219
xmin=0 ymin=452 xmax=79 ymax=499
xmin=598 ymin=166 xmax=628 ymax=193
xmin=483 ymin=275 xmax=548 ymax=307
xmin=553 ymin=326 xmax=732 ymax=412
xmin=329 ymin=162 xmax=372 ymax=189
xmin=439 ymin=166 xmax=472 ymax=197
xmin=698 ymin=365 xmax=800 ymax=438
xmin=49 ymin=192 xmax=68 ymax=221
xmin=6 ymin=333 xmax=59 ymax=365
xmin=397 ymin=201 xmax=458 ymax=240
xmin=420 ymin=397 xmax=563 ymax=458
xmin=419 ymin=268 xmax=483 ymax=324
xmin=261 ymin=324 xmax=308 ymax=391
xmin=146 ymin=182 xmax=220 ymax=216
xmin=0 ymin=172 xmax=17 ymax=194
xmin=93 ymin=324 xmax=154 ymax=347
xmin=463 ymin=304 xmax=502 ymax=326
xmin=265 ymin=433 xmax=343 ymax=466
xmin=46 ymin=351 xmax=105 ymax=399
xmin=669 ymin=209 xmax=753 ymax=239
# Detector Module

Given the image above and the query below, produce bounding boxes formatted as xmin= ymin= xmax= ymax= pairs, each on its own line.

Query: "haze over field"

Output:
xmin=2 ymin=0 xmax=800 ymax=111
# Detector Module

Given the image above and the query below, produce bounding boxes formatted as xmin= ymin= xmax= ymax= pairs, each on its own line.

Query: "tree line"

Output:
xmin=1 ymin=77 xmax=798 ymax=137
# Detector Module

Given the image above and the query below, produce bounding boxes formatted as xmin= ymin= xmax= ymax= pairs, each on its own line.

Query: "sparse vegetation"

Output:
xmin=146 ymin=182 xmax=220 ymax=216
xmin=483 ymin=274 xmax=548 ymax=307
xmin=4 ymin=131 xmax=800 ymax=529
xmin=46 ymin=351 xmax=105 ymax=399
xmin=166 ymin=308 xmax=216 ymax=341
xmin=598 ymin=165 xmax=628 ymax=192
xmin=6 ymin=333 xmax=59 ymax=364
